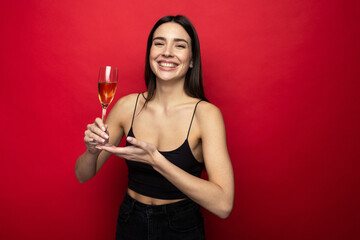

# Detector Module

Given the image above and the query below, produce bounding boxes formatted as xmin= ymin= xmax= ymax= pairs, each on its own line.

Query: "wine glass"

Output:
xmin=89 ymin=66 xmax=118 ymax=146
xmin=98 ymin=66 xmax=118 ymax=121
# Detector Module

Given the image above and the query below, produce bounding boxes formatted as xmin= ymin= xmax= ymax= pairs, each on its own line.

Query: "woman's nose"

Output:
xmin=162 ymin=45 xmax=173 ymax=57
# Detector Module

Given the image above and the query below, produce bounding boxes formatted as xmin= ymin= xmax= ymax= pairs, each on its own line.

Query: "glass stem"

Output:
xmin=101 ymin=106 xmax=107 ymax=122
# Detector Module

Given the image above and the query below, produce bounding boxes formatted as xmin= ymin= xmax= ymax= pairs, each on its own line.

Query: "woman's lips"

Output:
xmin=157 ymin=61 xmax=178 ymax=71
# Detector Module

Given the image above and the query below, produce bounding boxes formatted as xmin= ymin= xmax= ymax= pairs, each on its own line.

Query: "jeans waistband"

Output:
xmin=123 ymin=192 xmax=198 ymax=215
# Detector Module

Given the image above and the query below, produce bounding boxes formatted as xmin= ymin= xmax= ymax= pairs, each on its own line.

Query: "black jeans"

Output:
xmin=116 ymin=193 xmax=205 ymax=240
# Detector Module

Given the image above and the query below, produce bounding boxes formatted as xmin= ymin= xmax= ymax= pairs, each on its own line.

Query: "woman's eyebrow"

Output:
xmin=153 ymin=37 xmax=166 ymax=41
xmin=174 ymin=38 xmax=189 ymax=45
xmin=153 ymin=37 xmax=189 ymax=45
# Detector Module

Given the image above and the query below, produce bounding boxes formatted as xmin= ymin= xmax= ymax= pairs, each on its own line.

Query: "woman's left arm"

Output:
xmin=156 ymin=103 xmax=234 ymax=218
xmin=99 ymin=103 xmax=234 ymax=218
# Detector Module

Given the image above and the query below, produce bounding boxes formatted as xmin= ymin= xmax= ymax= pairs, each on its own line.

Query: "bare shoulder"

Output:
xmin=193 ymin=101 xmax=225 ymax=139
xmin=106 ymin=93 xmax=141 ymax=125
xmin=113 ymin=93 xmax=140 ymax=110
xmin=196 ymin=101 xmax=224 ymax=123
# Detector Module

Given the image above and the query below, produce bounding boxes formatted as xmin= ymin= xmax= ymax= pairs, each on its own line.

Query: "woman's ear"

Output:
xmin=190 ymin=59 xmax=193 ymax=68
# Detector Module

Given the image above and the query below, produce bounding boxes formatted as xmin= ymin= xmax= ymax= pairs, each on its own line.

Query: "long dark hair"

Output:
xmin=144 ymin=15 xmax=208 ymax=104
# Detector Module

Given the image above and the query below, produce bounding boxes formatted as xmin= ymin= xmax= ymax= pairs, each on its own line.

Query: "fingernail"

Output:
xmin=104 ymin=134 xmax=109 ymax=139
xmin=127 ymin=137 xmax=132 ymax=142
xmin=102 ymin=126 xmax=106 ymax=131
xmin=101 ymin=138 xmax=105 ymax=142
xmin=95 ymin=146 xmax=102 ymax=150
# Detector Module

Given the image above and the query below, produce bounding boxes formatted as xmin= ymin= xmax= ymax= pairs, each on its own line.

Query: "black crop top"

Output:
xmin=125 ymin=94 xmax=204 ymax=199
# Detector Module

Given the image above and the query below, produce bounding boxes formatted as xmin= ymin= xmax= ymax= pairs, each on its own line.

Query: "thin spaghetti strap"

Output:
xmin=187 ymin=100 xmax=202 ymax=139
xmin=130 ymin=93 xmax=141 ymax=127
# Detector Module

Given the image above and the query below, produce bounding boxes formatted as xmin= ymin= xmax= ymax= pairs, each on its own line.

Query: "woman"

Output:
xmin=75 ymin=15 xmax=234 ymax=239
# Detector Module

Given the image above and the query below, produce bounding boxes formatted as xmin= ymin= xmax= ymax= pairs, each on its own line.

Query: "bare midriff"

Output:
xmin=127 ymin=188 xmax=186 ymax=205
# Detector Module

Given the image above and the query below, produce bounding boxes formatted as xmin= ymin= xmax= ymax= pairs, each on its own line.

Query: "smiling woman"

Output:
xmin=75 ymin=15 xmax=234 ymax=240
xmin=149 ymin=22 xmax=193 ymax=82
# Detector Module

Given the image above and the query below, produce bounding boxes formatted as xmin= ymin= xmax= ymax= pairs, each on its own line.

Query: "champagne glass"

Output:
xmin=89 ymin=66 xmax=118 ymax=146
xmin=98 ymin=66 xmax=118 ymax=121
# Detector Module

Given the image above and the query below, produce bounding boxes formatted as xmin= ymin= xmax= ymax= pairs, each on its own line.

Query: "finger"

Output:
xmin=126 ymin=136 xmax=140 ymax=146
xmin=87 ymin=124 xmax=109 ymax=141
xmin=84 ymin=135 xmax=94 ymax=144
xmin=84 ymin=130 xmax=94 ymax=142
xmin=126 ymin=137 xmax=151 ymax=151
xmin=98 ymin=145 xmax=123 ymax=154
xmin=100 ymin=145 xmax=141 ymax=154
xmin=104 ymin=124 xmax=109 ymax=135
xmin=85 ymin=129 xmax=107 ymax=143
xmin=94 ymin=118 xmax=106 ymax=131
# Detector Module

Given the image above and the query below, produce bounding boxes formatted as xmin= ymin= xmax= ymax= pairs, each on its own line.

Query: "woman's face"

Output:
xmin=149 ymin=22 xmax=193 ymax=82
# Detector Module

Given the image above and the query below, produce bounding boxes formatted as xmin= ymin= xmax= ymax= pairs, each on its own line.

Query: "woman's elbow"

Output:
xmin=215 ymin=199 xmax=233 ymax=219
xmin=75 ymin=173 xmax=92 ymax=184
xmin=77 ymin=176 xmax=87 ymax=184
xmin=218 ymin=204 xmax=233 ymax=219
xmin=75 ymin=166 xmax=91 ymax=184
xmin=75 ymin=171 xmax=85 ymax=183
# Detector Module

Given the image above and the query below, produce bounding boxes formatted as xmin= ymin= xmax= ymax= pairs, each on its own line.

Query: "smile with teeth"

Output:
xmin=158 ymin=62 xmax=178 ymax=68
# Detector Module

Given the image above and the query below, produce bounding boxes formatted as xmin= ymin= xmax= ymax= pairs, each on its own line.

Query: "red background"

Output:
xmin=1 ymin=0 xmax=359 ymax=239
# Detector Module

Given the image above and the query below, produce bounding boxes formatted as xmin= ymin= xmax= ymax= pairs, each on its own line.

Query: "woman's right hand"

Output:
xmin=84 ymin=118 xmax=110 ymax=153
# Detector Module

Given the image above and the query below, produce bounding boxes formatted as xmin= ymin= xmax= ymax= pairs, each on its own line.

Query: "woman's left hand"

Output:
xmin=97 ymin=137 xmax=160 ymax=166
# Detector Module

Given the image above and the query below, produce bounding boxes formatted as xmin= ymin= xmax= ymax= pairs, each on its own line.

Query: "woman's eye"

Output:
xmin=176 ymin=45 xmax=186 ymax=48
xmin=154 ymin=42 xmax=164 ymax=46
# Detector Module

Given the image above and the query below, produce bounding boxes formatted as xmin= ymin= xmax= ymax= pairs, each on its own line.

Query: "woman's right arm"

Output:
xmin=75 ymin=117 xmax=115 ymax=183
xmin=75 ymin=94 xmax=136 ymax=183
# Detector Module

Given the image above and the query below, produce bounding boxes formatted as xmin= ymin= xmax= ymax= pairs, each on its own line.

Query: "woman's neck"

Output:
xmin=153 ymin=78 xmax=187 ymax=109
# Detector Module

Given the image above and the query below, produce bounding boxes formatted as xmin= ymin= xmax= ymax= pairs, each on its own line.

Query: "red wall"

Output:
xmin=1 ymin=0 xmax=359 ymax=239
